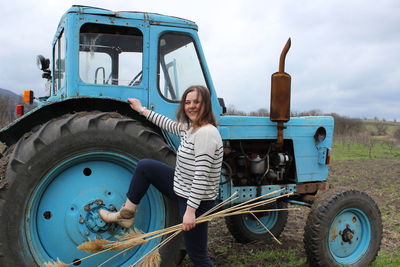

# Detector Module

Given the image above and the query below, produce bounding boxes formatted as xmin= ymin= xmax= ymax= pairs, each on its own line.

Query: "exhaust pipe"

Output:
xmin=270 ymin=38 xmax=291 ymax=148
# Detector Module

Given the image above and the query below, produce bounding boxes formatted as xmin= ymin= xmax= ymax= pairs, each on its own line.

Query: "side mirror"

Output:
xmin=36 ymin=55 xmax=50 ymax=71
xmin=36 ymin=55 xmax=52 ymax=80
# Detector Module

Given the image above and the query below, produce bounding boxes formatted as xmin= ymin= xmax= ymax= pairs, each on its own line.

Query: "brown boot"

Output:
xmin=99 ymin=207 xmax=135 ymax=228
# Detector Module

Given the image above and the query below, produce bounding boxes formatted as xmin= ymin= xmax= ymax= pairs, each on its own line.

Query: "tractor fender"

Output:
xmin=0 ymin=97 xmax=164 ymax=147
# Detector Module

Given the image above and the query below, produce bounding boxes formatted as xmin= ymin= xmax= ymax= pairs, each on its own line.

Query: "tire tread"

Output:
xmin=0 ymin=111 xmax=183 ymax=266
xmin=303 ymin=189 xmax=382 ymax=267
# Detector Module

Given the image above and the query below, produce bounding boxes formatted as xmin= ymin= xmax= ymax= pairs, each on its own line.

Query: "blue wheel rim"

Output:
xmin=24 ymin=152 xmax=166 ymax=266
xmin=328 ymin=208 xmax=371 ymax=264
xmin=242 ymin=210 xmax=278 ymax=234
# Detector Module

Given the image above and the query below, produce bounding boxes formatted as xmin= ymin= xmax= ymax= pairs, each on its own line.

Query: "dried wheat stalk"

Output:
xmin=138 ymin=249 xmax=161 ymax=267
xmin=77 ymin=238 xmax=110 ymax=253
xmin=43 ymin=258 xmax=68 ymax=267
xmin=46 ymin=190 xmax=295 ymax=266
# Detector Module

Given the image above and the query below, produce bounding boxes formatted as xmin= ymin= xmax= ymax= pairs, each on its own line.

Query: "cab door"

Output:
xmin=148 ymin=27 xmax=211 ymax=147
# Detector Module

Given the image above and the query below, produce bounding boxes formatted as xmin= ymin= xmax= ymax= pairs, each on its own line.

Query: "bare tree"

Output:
xmin=0 ymin=96 xmax=15 ymax=128
xmin=249 ymin=108 xmax=269 ymax=117
xmin=394 ymin=128 xmax=400 ymax=143
xmin=225 ymin=105 xmax=247 ymax=116
xmin=376 ymin=121 xmax=387 ymax=136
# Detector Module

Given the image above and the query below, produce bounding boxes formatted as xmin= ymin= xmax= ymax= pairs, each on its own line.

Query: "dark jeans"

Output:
xmin=127 ymin=159 xmax=215 ymax=267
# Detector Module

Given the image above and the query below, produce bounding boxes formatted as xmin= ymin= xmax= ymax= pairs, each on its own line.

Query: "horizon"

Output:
xmin=0 ymin=87 xmax=397 ymax=122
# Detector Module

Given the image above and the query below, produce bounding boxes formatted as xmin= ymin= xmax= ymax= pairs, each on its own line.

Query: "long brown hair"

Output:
xmin=176 ymin=85 xmax=217 ymax=127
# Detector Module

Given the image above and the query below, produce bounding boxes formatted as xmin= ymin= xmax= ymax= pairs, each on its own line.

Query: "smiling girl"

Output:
xmin=99 ymin=85 xmax=223 ymax=266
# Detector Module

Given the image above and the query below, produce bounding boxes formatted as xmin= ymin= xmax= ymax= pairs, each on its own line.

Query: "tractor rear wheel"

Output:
xmin=0 ymin=112 xmax=184 ymax=267
xmin=303 ymin=189 xmax=382 ymax=267
xmin=225 ymin=200 xmax=288 ymax=243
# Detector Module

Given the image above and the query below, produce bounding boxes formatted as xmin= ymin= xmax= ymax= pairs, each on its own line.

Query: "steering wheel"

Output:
xmin=128 ymin=71 xmax=142 ymax=86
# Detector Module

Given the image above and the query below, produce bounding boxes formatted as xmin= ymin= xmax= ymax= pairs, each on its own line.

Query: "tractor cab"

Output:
xmin=37 ymin=6 xmax=222 ymax=118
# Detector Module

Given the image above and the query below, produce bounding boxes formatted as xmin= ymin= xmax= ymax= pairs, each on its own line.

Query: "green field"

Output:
xmin=363 ymin=119 xmax=399 ymax=135
xmin=333 ymin=141 xmax=400 ymax=161
xmin=333 ymin=118 xmax=400 ymax=161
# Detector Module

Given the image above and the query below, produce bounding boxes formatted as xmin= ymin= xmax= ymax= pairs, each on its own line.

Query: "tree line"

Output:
xmin=1 ymin=100 xmax=399 ymax=144
xmin=0 ymin=95 xmax=37 ymax=128
xmin=226 ymin=105 xmax=400 ymax=144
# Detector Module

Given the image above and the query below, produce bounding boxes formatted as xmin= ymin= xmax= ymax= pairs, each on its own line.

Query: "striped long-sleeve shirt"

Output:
xmin=147 ymin=111 xmax=223 ymax=209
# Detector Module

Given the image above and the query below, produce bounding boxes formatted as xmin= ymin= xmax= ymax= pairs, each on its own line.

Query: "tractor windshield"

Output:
xmin=158 ymin=33 xmax=207 ymax=101
xmin=79 ymin=23 xmax=143 ymax=86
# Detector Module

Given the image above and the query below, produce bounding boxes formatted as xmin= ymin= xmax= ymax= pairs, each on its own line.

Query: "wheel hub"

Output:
xmin=341 ymin=225 xmax=354 ymax=244
xmin=83 ymin=199 xmax=116 ymax=233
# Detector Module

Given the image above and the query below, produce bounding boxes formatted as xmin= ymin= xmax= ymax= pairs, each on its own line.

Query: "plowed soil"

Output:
xmin=182 ymin=158 xmax=400 ymax=266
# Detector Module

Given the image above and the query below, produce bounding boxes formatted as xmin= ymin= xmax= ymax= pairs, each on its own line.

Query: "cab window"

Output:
xmin=158 ymin=33 xmax=207 ymax=101
xmin=53 ymin=30 xmax=65 ymax=93
xmin=79 ymin=23 xmax=143 ymax=86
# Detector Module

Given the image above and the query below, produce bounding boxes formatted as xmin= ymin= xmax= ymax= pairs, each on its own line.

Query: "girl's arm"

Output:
xmin=187 ymin=127 xmax=223 ymax=209
xmin=128 ymin=98 xmax=182 ymax=136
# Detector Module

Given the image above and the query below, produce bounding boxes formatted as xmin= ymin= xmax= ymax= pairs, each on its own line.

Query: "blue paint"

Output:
xmin=328 ymin=208 xmax=371 ymax=264
xmin=242 ymin=210 xmax=279 ymax=234
xmin=219 ymin=183 xmax=296 ymax=204
xmin=25 ymin=152 xmax=165 ymax=266
xmin=218 ymin=116 xmax=333 ymax=183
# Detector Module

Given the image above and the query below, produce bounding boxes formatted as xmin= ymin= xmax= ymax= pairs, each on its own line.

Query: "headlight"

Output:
xmin=314 ymin=127 xmax=327 ymax=142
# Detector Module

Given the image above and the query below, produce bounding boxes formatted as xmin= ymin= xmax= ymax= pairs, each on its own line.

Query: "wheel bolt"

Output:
xmin=85 ymin=231 xmax=90 ymax=236
xmin=108 ymin=229 xmax=116 ymax=235
xmin=79 ymin=218 xmax=85 ymax=224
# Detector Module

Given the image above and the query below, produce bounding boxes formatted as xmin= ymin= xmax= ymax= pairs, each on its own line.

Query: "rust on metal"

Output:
xmin=279 ymin=38 xmax=291 ymax=73
xmin=270 ymin=38 xmax=292 ymax=148
xmin=331 ymin=226 xmax=338 ymax=241
xmin=295 ymin=182 xmax=327 ymax=194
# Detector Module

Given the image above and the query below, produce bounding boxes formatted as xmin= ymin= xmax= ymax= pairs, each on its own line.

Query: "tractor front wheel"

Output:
xmin=0 ymin=112 xmax=184 ymax=267
xmin=303 ymin=189 xmax=382 ymax=267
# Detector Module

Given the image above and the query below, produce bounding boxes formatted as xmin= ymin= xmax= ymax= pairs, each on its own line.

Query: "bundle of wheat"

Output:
xmin=44 ymin=190 xmax=297 ymax=266
xmin=44 ymin=258 xmax=68 ymax=267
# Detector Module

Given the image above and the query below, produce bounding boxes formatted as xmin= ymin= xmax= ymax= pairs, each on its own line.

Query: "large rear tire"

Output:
xmin=225 ymin=200 xmax=288 ymax=243
xmin=0 ymin=112 xmax=184 ymax=267
xmin=303 ymin=189 xmax=382 ymax=267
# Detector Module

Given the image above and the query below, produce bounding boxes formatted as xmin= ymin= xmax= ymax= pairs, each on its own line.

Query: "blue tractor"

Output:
xmin=0 ymin=6 xmax=382 ymax=267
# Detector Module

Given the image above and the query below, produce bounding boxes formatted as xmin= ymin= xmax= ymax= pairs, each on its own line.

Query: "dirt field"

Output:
xmin=181 ymin=158 xmax=400 ymax=266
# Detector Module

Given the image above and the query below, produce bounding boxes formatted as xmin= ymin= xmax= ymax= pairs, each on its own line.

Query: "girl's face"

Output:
xmin=184 ymin=90 xmax=203 ymax=125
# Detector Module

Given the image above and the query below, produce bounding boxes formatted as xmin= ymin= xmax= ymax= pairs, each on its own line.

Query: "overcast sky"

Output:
xmin=0 ymin=0 xmax=399 ymax=120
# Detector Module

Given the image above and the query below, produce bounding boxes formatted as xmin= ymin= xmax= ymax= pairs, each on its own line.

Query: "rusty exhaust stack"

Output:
xmin=270 ymin=38 xmax=291 ymax=149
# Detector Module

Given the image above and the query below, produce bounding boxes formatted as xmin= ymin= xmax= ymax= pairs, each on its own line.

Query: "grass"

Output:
xmin=369 ymin=252 xmax=400 ymax=267
xmin=332 ymin=141 xmax=400 ymax=161
xmin=364 ymin=120 xmax=399 ymax=135
xmin=225 ymin=249 xmax=306 ymax=267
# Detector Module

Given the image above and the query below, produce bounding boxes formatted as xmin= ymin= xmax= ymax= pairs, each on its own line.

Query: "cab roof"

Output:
xmin=65 ymin=5 xmax=198 ymax=30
